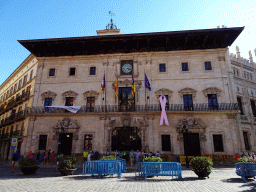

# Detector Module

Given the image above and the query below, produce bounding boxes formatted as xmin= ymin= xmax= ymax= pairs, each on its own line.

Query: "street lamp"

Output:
xmin=178 ymin=119 xmax=192 ymax=168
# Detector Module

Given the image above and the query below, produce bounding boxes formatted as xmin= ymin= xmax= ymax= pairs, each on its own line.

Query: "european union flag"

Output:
xmin=145 ymin=73 xmax=151 ymax=91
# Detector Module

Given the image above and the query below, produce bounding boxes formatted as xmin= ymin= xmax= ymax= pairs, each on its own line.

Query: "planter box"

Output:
xmin=59 ymin=168 xmax=77 ymax=176
xmin=20 ymin=166 xmax=39 ymax=175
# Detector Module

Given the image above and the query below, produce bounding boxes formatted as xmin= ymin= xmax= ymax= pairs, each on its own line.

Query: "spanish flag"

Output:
xmin=100 ymin=74 xmax=105 ymax=93
xmin=131 ymin=75 xmax=136 ymax=97
xmin=114 ymin=76 xmax=118 ymax=101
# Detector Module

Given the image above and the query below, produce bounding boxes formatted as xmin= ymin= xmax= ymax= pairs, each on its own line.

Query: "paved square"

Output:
xmin=0 ymin=162 xmax=255 ymax=192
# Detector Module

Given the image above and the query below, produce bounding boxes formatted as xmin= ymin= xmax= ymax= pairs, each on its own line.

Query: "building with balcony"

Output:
xmin=1 ymin=22 xmax=245 ymax=160
xmin=0 ymin=54 xmax=37 ymax=160
xmin=229 ymin=47 xmax=256 ymax=153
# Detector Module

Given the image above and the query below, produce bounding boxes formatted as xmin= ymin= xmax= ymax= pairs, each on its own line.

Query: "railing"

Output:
xmin=0 ymin=91 xmax=29 ymax=115
xmin=0 ymin=110 xmax=26 ymax=127
xmin=28 ymin=103 xmax=238 ymax=114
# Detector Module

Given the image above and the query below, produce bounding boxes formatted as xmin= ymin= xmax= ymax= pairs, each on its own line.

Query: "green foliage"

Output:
xmin=101 ymin=155 xmax=116 ymax=160
xmin=59 ymin=155 xmax=77 ymax=170
xmin=190 ymin=156 xmax=213 ymax=172
xmin=144 ymin=156 xmax=163 ymax=162
xmin=237 ymin=157 xmax=254 ymax=163
xmin=19 ymin=158 xmax=38 ymax=168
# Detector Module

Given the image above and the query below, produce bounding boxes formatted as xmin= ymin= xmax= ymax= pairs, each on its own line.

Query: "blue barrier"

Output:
xmin=101 ymin=159 xmax=126 ymax=173
xmin=83 ymin=160 xmax=122 ymax=178
xmin=235 ymin=163 xmax=256 ymax=181
xmin=135 ymin=162 xmax=182 ymax=179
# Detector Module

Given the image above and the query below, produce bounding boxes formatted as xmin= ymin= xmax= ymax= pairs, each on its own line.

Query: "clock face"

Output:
xmin=122 ymin=63 xmax=132 ymax=73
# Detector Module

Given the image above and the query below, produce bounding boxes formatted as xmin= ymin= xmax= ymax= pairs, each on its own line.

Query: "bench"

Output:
xmin=135 ymin=162 xmax=182 ymax=179
xmin=235 ymin=163 xmax=256 ymax=181
xmin=83 ymin=160 xmax=122 ymax=178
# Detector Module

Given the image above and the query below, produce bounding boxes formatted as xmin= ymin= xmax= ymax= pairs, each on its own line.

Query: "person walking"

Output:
xmin=136 ymin=150 xmax=141 ymax=163
xmin=87 ymin=151 xmax=93 ymax=162
xmin=28 ymin=151 xmax=33 ymax=159
xmin=11 ymin=150 xmax=21 ymax=173
xmin=129 ymin=150 xmax=134 ymax=166
xmin=83 ymin=150 xmax=88 ymax=162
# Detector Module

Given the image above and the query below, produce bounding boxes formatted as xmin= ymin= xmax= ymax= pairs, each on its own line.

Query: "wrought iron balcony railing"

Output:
xmin=28 ymin=103 xmax=238 ymax=114
xmin=0 ymin=110 xmax=26 ymax=127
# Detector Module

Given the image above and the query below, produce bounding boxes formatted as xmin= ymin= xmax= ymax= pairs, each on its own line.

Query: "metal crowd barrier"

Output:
xmin=235 ymin=163 xmax=256 ymax=181
xmin=101 ymin=159 xmax=126 ymax=173
xmin=83 ymin=160 xmax=122 ymax=178
xmin=135 ymin=162 xmax=182 ymax=179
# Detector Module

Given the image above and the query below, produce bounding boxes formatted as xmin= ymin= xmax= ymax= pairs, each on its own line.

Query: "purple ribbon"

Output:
xmin=159 ymin=95 xmax=169 ymax=126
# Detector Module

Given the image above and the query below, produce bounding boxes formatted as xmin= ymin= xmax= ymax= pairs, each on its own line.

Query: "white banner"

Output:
xmin=44 ymin=106 xmax=81 ymax=113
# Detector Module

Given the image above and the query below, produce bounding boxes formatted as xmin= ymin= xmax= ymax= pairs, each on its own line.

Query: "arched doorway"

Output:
xmin=111 ymin=127 xmax=141 ymax=151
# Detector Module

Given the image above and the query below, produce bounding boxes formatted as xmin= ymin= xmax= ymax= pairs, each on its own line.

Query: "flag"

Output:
xmin=131 ymin=75 xmax=136 ymax=96
xmin=101 ymin=74 xmax=105 ymax=93
xmin=145 ymin=73 xmax=151 ymax=91
xmin=114 ymin=76 xmax=118 ymax=100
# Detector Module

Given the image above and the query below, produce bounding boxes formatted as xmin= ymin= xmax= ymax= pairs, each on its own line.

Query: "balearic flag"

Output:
xmin=101 ymin=74 xmax=105 ymax=93
xmin=114 ymin=76 xmax=118 ymax=101
xmin=144 ymin=73 xmax=151 ymax=91
xmin=131 ymin=75 xmax=136 ymax=96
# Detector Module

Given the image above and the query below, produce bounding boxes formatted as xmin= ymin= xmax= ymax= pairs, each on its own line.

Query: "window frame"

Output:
xmin=44 ymin=98 xmax=53 ymax=106
xmin=69 ymin=67 xmax=76 ymax=76
xmin=87 ymin=97 xmax=95 ymax=112
xmin=181 ymin=62 xmax=189 ymax=72
xmin=38 ymin=135 xmax=48 ymax=150
xmin=212 ymin=134 xmax=224 ymax=152
xmin=23 ymin=74 xmax=28 ymax=86
xmin=161 ymin=134 xmax=171 ymax=151
xmin=89 ymin=67 xmax=96 ymax=75
xmin=84 ymin=134 xmax=93 ymax=150
xmin=243 ymin=131 xmax=251 ymax=151
xmin=29 ymin=69 xmax=33 ymax=80
xmin=237 ymin=97 xmax=244 ymax=115
xmin=159 ymin=63 xmax=166 ymax=72
xmin=49 ymin=68 xmax=56 ymax=77
xmin=183 ymin=94 xmax=193 ymax=111
xmin=204 ymin=61 xmax=212 ymax=71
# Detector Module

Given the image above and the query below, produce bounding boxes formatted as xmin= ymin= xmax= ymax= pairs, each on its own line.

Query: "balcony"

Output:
xmin=0 ymin=91 xmax=30 ymax=115
xmin=28 ymin=103 xmax=238 ymax=114
xmin=0 ymin=110 xmax=26 ymax=127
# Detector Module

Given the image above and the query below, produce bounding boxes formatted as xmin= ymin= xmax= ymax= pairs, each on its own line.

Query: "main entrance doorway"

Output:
xmin=119 ymin=87 xmax=135 ymax=112
xmin=111 ymin=127 xmax=141 ymax=151
xmin=183 ymin=133 xmax=201 ymax=156
xmin=58 ymin=133 xmax=73 ymax=155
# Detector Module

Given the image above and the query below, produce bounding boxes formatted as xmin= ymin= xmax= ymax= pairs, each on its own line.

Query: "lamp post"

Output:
xmin=178 ymin=119 xmax=192 ymax=168
xmin=55 ymin=121 xmax=68 ymax=155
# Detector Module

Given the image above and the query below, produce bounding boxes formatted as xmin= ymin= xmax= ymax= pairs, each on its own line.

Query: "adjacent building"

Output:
xmin=0 ymin=54 xmax=37 ymax=159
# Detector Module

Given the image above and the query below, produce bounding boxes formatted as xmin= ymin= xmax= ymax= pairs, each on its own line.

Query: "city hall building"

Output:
xmin=1 ymin=22 xmax=250 ymax=160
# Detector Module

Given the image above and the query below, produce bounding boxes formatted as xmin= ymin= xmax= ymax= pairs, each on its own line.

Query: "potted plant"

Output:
xmin=101 ymin=155 xmax=116 ymax=160
xmin=19 ymin=158 xmax=39 ymax=175
xmin=58 ymin=155 xmax=77 ymax=176
xmin=144 ymin=156 xmax=163 ymax=162
xmin=190 ymin=156 xmax=213 ymax=178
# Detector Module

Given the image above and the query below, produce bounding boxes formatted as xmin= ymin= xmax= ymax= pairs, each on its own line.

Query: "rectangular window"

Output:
xmin=213 ymin=134 xmax=224 ymax=152
xmin=13 ymin=84 xmax=17 ymax=93
xmin=23 ymin=75 xmax=28 ymax=86
xmin=208 ymin=94 xmax=218 ymax=110
xmin=205 ymin=61 xmax=212 ymax=70
xmin=6 ymin=90 xmax=9 ymax=98
xmin=159 ymin=64 xmax=166 ymax=72
xmin=182 ymin=63 xmax=188 ymax=71
xmin=243 ymin=131 xmax=250 ymax=151
xmin=29 ymin=70 xmax=33 ymax=80
xmin=161 ymin=135 xmax=171 ymax=151
xmin=44 ymin=98 xmax=52 ymax=106
xmin=84 ymin=134 xmax=93 ymax=150
xmin=26 ymin=85 xmax=31 ymax=97
xmin=87 ymin=97 xmax=95 ymax=112
xmin=183 ymin=94 xmax=193 ymax=111
xmin=90 ymin=67 xmax=96 ymax=75
xmin=38 ymin=135 xmax=47 ymax=150
xmin=69 ymin=68 xmax=76 ymax=76
xmin=251 ymin=100 xmax=256 ymax=117
xmin=237 ymin=97 xmax=244 ymax=115
xmin=10 ymin=87 xmax=13 ymax=96
xmin=159 ymin=95 xmax=169 ymax=110
xmin=49 ymin=68 xmax=55 ymax=76
xmin=18 ymin=79 xmax=22 ymax=89
xmin=65 ymin=97 xmax=74 ymax=106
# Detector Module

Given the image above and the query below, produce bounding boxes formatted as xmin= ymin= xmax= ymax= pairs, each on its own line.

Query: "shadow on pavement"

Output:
xmin=221 ymin=178 xmax=256 ymax=192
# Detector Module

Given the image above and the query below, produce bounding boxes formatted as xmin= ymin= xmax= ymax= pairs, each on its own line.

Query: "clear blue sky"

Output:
xmin=0 ymin=0 xmax=255 ymax=85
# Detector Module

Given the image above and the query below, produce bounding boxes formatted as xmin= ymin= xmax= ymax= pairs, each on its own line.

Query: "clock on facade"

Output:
xmin=121 ymin=60 xmax=133 ymax=75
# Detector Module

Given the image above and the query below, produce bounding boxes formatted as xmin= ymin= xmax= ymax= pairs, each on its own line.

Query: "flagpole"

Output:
xmin=104 ymin=70 xmax=106 ymax=112
xmin=144 ymin=69 xmax=147 ymax=110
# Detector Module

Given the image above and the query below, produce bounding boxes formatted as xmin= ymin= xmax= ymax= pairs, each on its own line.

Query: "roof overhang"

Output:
xmin=18 ymin=27 xmax=244 ymax=57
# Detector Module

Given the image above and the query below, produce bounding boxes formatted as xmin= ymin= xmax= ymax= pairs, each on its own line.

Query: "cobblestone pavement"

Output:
xmin=0 ymin=161 xmax=255 ymax=192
